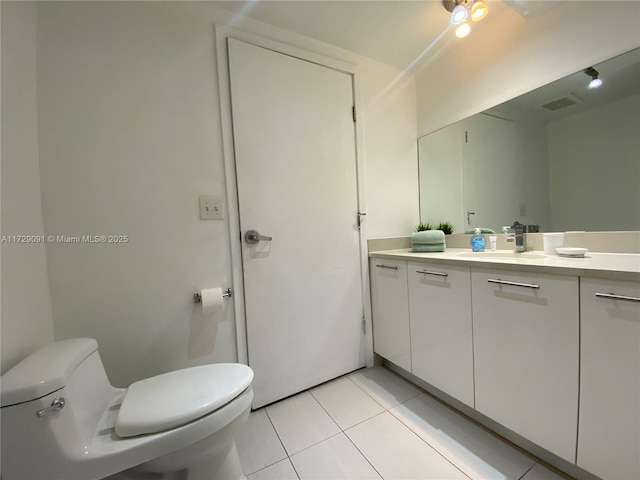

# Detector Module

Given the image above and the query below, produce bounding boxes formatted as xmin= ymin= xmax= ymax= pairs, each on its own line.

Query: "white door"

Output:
xmin=227 ymin=38 xmax=364 ymax=408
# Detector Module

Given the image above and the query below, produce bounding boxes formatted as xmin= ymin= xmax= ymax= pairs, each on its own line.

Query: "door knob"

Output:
xmin=245 ymin=229 xmax=272 ymax=245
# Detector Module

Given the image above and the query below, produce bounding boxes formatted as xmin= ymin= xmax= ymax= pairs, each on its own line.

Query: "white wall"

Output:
xmin=548 ymin=93 xmax=640 ymax=231
xmin=417 ymin=1 xmax=640 ymax=136
xmin=360 ymin=66 xmax=419 ymax=237
xmin=1 ymin=2 xmax=55 ymax=373
xmin=33 ymin=1 xmax=418 ymax=387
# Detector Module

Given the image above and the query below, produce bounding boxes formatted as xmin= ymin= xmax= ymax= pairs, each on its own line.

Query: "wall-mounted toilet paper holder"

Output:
xmin=193 ymin=288 xmax=232 ymax=304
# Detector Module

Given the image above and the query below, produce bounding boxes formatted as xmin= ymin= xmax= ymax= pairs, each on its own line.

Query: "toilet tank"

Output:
xmin=2 ymin=338 xmax=100 ymax=405
xmin=1 ymin=338 xmax=120 ymax=479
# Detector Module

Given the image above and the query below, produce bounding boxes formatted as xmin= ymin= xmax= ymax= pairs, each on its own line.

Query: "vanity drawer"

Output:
xmin=578 ymin=277 xmax=640 ymax=480
xmin=471 ymin=267 xmax=579 ymax=462
xmin=370 ymin=258 xmax=411 ymax=371
xmin=408 ymin=262 xmax=473 ymax=407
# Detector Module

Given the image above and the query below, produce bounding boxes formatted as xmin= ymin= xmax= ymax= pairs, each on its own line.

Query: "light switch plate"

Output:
xmin=199 ymin=196 xmax=224 ymax=220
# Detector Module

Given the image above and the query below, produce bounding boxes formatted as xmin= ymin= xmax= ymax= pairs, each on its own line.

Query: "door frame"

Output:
xmin=214 ymin=25 xmax=374 ymax=368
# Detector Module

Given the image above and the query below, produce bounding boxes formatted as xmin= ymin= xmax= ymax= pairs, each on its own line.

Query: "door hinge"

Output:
xmin=362 ymin=315 xmax=367 ymax=334
xmin=465 ymin=130 xmax=468 ymax=143
xmin=352 ymin=105 xmax=356 ymax=122
xmin=357 ymin=212 xmax=366 ymax=230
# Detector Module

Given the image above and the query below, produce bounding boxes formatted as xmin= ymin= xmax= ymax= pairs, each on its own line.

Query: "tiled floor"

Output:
xmin=236 ymin=366 xmax=568 ymax=480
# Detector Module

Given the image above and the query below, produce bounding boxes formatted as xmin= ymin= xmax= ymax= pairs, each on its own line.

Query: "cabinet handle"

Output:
xmin=595 ymin=292 xmax=640 ymax=303
xmin=487 ymin=278 xmax=540 ymax=289
xmin=416 ymin=269 xmax=448 ymax=277
xmin=375 ymin=264 xmax=398 ymax=270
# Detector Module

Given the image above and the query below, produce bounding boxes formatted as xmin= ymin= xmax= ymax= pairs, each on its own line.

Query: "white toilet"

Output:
xmin=0 ymin=338 xmax=254 ymax=480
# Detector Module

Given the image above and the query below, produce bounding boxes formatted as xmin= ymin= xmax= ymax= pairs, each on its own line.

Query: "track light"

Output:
xmin=451 ymin=5 xmax=468 ymax=24
xmin=471 ymin=1 xmax=488 ymax=21
xmin=443 ymin=0 xmax=489 ymax=38
xmin=455 ymin=21 xmax=471 ymax=38
xmin=584 ymin=67 xmax=602 ymax=89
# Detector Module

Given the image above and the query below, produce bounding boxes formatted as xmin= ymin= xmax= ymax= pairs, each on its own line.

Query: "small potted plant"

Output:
xmin=436 ymin=221 xmax=455 ymax=235
xmin=415 ymin=222 xmax=433 ymax=232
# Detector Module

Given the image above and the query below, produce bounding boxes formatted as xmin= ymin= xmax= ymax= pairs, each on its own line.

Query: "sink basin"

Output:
xmin=457 ymin=251 xmax=547 ymax=260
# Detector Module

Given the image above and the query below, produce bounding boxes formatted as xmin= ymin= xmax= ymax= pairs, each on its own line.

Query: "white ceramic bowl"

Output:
xmin=556 ymin=247 xmax=588 ymax=257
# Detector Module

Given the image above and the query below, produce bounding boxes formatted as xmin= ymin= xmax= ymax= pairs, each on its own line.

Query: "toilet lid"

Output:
xmin=115 ymin=363 xmax=253 ymax=438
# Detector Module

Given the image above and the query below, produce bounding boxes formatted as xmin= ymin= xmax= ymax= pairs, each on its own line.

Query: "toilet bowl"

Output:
xmin=0 ymin=338 xmax=254 ymax=480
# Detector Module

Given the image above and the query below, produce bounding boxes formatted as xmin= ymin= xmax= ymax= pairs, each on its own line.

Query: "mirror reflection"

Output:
xmin=418 ymin=48 xmax=640 ymax=234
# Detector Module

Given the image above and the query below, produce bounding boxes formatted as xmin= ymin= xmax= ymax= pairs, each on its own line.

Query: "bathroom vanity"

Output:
xmin=369 ymin=248 xmax=640 ymax=480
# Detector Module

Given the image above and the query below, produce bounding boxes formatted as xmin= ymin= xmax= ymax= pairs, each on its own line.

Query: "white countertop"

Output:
xmin=369 ymin=248 xmax=640 ymax=281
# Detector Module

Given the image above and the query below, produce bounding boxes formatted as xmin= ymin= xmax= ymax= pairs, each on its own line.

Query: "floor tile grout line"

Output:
xmin=309 ymin=383 xmax=389 ymax=432
xmin=383 ymin=402 xmax=474 ymax=480
xmin=344 ymin=372 xmax=391 ymax=411
xmin=238 ymin=410 xmax=288 ymax=476
xmin=518 ymin=462 xmax=538 ymax=480
xmin=287 ymin=456 xmax=302 ymax=480
xmin=264 ymin=388 xmax=390 ymax=478
xmin=246 ymin=457 xmax=299 ymax=480
xmin=281 ymin=410 xmax=389 ymax=460
xmin=261 ymin=406 xmax=293 ymax=470
xmin=386 ymin=403 xmax=467 ymax=470
xmin=251 ymin=404 xmax=468 ymax=480
xmin=267 ymin=391 xmax=342 ymax=459
xmin=308 ymin=387 xmax=347 ymax=432
xmin=251 ymin=366 xmax=538 ymax=480
xmin=251 ymin=373 xmax=379 ymax=476
xmin=342 ymin=419 xmax=387 ymax=480
xmin=379 ymin=367 xmax=540 ymax=479
xmin=339 ymin=406 xmax=389 ymax=431
xmin=287 ymin=430 xmax=345 ymax=459
xmin=346 ymin=367 xmax=423 ymax=412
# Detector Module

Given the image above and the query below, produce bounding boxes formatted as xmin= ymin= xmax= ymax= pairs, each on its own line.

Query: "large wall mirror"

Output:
xmin=418 ymin=47 xmax=640 ymax=234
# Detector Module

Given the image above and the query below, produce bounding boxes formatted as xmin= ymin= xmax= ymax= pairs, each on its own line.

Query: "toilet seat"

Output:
xmin=115 ymin=363 xmax=253 ymax=438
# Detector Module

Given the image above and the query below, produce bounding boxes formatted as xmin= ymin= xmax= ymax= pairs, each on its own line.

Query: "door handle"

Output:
xmin=245 ymin=229 xmax=272 ymax=245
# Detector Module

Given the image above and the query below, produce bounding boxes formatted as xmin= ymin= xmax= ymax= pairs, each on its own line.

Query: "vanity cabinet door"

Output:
xmin=370 ymin=258 xmax=411 ymax=371
xmin=577 ymin=277 xmax=640 ymax=480
xmin=408 ymin=262 xmax=473 ymax=407
xmin=471 ymin=267 xmax=579 ymax=462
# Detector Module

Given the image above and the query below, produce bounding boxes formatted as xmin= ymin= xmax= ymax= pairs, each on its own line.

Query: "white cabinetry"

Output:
xmin=408 ymin=262 xmax=474 ymax=407
xmin=577 ymin=277 xmax=640 ymax=480
xmin=370 ymin=258 xmax=411 ymax=371
xmin=471 ymin=267 xmax=579 ymax=462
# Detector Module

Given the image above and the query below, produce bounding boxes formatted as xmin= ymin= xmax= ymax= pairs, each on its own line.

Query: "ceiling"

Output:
xmin=214 ymin=0 xmax=627 ymax=122
xmin=493 ymin=47 xmax=640 ymax=122
xmin=214 ymin=0 xmax=514 ymax=70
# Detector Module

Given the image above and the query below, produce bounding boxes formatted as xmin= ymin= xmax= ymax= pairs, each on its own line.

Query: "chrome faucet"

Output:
xmin=504 ymin=222 xmax=526 ymax=252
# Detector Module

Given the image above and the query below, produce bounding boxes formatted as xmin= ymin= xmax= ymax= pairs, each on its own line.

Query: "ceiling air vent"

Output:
xmin=541 ymin=97 xmax=576 ymax=111
xmin=541 ymin=93 xmax=584 ymax=112
xmin=503 ymin=0 xmax=560 ymax=17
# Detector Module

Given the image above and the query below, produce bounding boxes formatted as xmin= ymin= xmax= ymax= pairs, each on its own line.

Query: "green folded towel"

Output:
xmin=411 ymin=230 xmax=445 ymax=245
xmin=412 ymin=243 xmax=445 ymax=253
xmin=464 ymin=228 xmax=496 ymax=234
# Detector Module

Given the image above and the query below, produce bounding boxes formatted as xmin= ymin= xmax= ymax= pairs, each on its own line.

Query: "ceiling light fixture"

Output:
xmin=455 ymin=21 xmax=471 ymax=38
xmin=443 ymin=0 xmax=489 ymax=38
xmin=451 ymin=4 xmax=468 ymax=24
xmin=584 ymin=67 xmax=602 ymax=89
xmin=471 ymin=1 xmax=489 ymax=21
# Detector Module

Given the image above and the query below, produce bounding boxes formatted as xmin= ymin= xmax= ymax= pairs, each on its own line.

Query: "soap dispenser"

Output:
xmin=470 ymin=228 xmax=486 ymax=252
